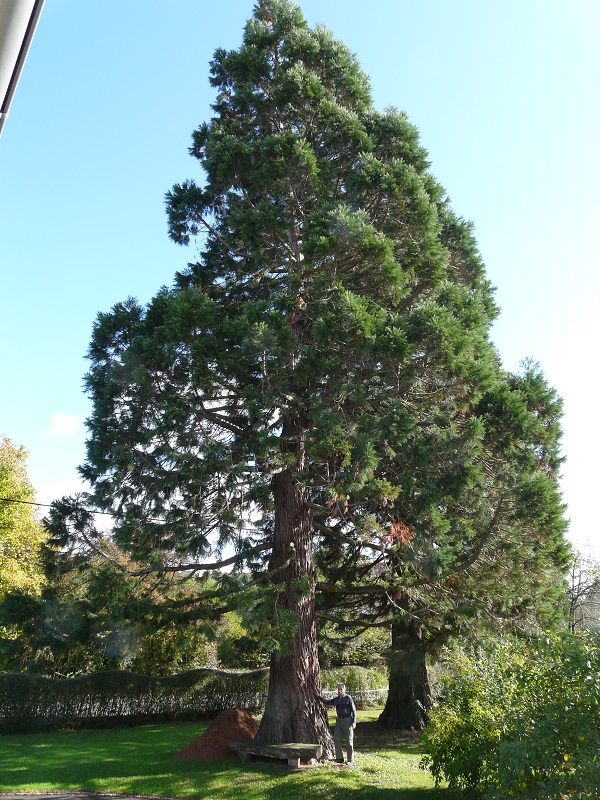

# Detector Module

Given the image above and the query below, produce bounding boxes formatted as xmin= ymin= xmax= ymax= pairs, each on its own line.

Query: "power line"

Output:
xmin=0 ymin=496 xmax=113 ymax=515
xmin=0 ymin=496 xmax=264 ymax=532
xmin=3 ymin=495 xmax=596 ymax=551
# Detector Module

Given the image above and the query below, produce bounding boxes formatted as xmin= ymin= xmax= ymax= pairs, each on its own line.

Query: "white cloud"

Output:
xmin=36 ymin=478 xmax=87 ymax=507
xmin=45 ymin=412 xmax=83 ymax=438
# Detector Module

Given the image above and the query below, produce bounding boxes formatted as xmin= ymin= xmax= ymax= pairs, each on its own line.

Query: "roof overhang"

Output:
xmin=0 ymin=0 xmax=45 ymax=138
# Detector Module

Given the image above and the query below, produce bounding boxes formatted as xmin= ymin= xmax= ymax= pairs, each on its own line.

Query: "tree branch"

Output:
xmin=446 ymin=497 xmax=507 ymax=577
xmin=313 ymin=521 xmax=384 ymax=554
xmin=130 ymin=541 xmax=272 ymax=577
xmin=317 ymin=611 xmax=389 ymax=629
xmin=317 ymin=582 xmax=391 ymax=595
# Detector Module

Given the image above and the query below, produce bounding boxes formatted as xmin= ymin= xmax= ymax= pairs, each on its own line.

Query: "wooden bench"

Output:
xmin=229 ymin=740 xmax=323 ymax=768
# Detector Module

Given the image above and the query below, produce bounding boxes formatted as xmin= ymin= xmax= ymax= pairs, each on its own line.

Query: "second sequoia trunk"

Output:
xmin=378 ymin=620 xmax=432 ymax=730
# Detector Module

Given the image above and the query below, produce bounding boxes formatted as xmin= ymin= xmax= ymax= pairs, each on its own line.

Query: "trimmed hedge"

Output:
xmin=0 ymin=667 xmax=268 ymax=734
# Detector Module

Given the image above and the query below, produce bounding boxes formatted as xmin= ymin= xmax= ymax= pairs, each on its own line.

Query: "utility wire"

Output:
xmin=0 ymin=495 xmax=264 ymax=532
xmin=2 ymin=496 xmax=596 ymax=552
xmin=0 ymin=496 xmax=113 ymax=514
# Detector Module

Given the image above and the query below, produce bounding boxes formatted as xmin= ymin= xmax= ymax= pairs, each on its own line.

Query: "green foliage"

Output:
xmin=216 ymin=611 xmax=270 ymax=668
xmin=319 ymin=621 xmax=390 ymax=669
xmin=0 ymin=667 xmax=268 ymax=734
xmin=316 ymin=360 xmax=570 ymax=651
xmin=321 ymin=664 xmax=388 ymax=706
xmin=0 ymin=438 xmax=47 ymax=602
xmin=57 ymin=0 xmax=570 ymax=738
xmin=321 ymin=664 xmax=388 ymax=691
xmin=421 ymin=643 xmax=517 ymax=794
xmin=260 ymin=608 xmax=300 ymax=656
xmin=0 ymin=540 xmax=216 ymax=677
xmin=80 ymin=0 xmax=511 ymax=574
xmin=422 ymin=633 xmax=600 ymax=799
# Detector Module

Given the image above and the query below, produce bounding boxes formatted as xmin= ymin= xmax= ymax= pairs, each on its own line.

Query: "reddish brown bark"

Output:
xmin=255 ymin=469 xmax=334 ymax=756
xmin=378 ymin=621 xmax=432 ymax=731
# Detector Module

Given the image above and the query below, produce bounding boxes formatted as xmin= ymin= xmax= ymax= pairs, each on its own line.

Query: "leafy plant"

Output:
xmin=0 ymin=438 xmax=47 ymax=603
xmin=421 ymin=633 xmax=600 ymax=799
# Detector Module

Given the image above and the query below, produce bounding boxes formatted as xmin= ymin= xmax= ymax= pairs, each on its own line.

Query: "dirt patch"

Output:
xmin=175 ymin=708 xmax=259 ymax=761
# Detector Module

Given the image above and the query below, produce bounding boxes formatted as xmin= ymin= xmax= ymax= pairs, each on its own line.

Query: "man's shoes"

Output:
xmin=335 ymin=759 xmax=344 ymax=764
xmin=346 ymin=761 xmax=354 ymax=766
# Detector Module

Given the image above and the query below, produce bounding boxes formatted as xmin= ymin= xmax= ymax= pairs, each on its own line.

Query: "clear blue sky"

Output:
xmin=1 ymin=0 xmax=598 ymax=553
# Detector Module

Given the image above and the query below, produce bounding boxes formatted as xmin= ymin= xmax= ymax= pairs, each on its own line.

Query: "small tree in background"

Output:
xmin=0 ymin=438 xmax=47 ymax=603
xmin=0 ymin=519 xmax=215 ymax=677
xmin=568 ymin=553 xmax=600 ymax=632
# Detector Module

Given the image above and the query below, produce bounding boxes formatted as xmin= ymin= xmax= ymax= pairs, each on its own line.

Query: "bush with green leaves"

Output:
xmin=216 ymin=611 xmax=270 ymax=669
xmin=0 ymin=667 xmax=268 ymax=734
xmin=421 ymin=632 xmax=600 ymax=799
xmin=321 ymin=664 xmax=388 ymax=707
xmin=0 ymin=553 xmax=217 ymax=678
xmin=318 ymin=621 xmax=390 ymax=669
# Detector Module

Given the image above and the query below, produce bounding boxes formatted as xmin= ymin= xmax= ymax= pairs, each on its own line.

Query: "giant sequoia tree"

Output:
xmin=79 ymin=0 xmax=568 ymax=746
xmin=317 ymin=360 xmax=570 ymax=730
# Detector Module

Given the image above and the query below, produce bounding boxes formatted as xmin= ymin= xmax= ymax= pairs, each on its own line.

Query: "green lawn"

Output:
xmin=0 ymin=709 xmax=459 ymax=800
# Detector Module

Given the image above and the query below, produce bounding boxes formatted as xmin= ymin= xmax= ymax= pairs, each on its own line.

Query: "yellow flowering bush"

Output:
xmin=422 ymin=633 xmax=600 ymax=799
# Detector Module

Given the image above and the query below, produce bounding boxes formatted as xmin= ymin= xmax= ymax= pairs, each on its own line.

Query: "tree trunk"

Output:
xmin=255 ymin=469 xmax=334 ymax=756
xmin=378 ymin=621 xmax=432 ymax=730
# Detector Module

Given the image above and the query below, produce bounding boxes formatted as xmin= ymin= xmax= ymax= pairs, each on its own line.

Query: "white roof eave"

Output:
xmin=0 ymin=0 xmax=45 ymax=138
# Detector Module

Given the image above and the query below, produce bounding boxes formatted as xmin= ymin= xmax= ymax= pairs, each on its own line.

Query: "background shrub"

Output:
xmin=321 ymin=664 xmax=388 ymax=707
xmin=216 ymin=611 xmax=270 ymax=668
xmin=0 ymin=667 xmax=268 ymax=734
xmin=421 ymin=632 xmax=600 ymax=799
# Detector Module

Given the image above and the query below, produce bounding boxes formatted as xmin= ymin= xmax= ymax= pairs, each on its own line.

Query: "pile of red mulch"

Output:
xmin=176 ymin=708 xmax=259 ymax=761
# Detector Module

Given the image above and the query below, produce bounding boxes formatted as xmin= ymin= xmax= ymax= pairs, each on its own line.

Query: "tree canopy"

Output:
xmin=0 ymin=438 xmax=47 ymax=601
xmin=0 ymin=530 xmax=216 ymax=677
xmin=63 ymin=0 xmax=570 ymax=744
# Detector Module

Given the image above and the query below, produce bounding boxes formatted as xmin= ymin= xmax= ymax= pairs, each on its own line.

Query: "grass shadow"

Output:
xmin=353 ymin=720 xmax=425 ymax=754
xmin=0 ymin=714 xmax=459 ymax=800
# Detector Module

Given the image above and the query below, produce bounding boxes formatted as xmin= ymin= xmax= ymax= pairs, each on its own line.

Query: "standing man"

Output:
xmin=317 ymin=683 xmax=357 ymax=765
